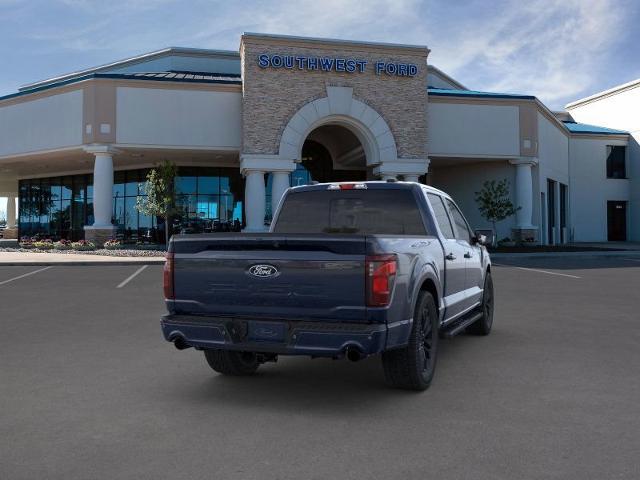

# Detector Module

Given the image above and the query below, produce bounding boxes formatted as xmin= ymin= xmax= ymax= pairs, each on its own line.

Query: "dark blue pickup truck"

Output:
xmin=161 ymin=181 xmax=493 ymax=390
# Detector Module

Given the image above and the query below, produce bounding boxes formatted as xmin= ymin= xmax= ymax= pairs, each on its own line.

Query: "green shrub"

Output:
xmin=71 ymin=240 xmax=96 ymax=251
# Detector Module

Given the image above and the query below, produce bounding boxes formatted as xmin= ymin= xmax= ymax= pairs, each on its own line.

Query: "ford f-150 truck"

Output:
xmin=161 ymin=181 xmax=493 ymax=390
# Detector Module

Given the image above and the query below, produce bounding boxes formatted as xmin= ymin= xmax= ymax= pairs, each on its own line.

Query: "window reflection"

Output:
xmin=172 ymin=167 xmax=244 ymax=235
xmin=18 ymin=167 xmax=245 ymax=242
xmin=265 ymin=163 xmax=312 ymax=223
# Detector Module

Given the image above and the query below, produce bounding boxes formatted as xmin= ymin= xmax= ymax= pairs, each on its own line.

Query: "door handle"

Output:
xmin=464 ymin=252 xmax=472 ymax=259
xmin=445 ymin=253 xmax=456 ymax=261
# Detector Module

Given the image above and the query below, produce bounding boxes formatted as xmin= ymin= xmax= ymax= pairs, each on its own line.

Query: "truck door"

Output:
xmin=444 ymin=198 xmax=483 ymax=309
xmin=426 ymin=193 xmax=468 ymax=320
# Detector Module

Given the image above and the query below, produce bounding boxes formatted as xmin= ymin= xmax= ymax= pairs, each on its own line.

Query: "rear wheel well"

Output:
xmin=419 ymin=279 xmax=439 ymax=317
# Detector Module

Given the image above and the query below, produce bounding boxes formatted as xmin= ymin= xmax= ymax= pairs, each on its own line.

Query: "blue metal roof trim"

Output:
xmin=562 ymin=121 xmax=628 ymax=135
xmin=427 ymin=87 xmax=536 ymax=100
xmin=0 ymin=72 xmax=242 ymax=102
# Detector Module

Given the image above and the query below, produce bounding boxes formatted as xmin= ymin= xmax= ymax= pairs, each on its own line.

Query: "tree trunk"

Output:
xmin=491 ymin=220 xmax=497 ymax=246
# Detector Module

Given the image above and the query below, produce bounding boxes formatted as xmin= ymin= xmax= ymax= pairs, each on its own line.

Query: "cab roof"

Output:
xmin=289 ymin=180 xmax=451 ymax=198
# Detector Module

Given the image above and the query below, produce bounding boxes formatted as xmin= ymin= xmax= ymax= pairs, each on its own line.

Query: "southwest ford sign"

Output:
xmin=257 ymin=54 xmax=418 ymax=77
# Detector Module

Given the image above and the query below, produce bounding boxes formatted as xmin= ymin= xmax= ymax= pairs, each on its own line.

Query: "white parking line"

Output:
xmin=0 ymin=266 xmax=53 ymax=286
xmin=116 ymin=265 xmax=148 ymax=289
xmin=494 ymin=264 xmax=581 ymax=279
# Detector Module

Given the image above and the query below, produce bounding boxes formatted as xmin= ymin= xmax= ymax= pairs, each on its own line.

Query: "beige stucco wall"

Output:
xmin=427 ymin=102 xmax=520 ymax=157
xmin=240 ymin=35 xmax=429 ymax=160
xmin=0 ymin=90 xmax=83 ymax=157
xmin=116 ymin=86 xmax=242 ymax=148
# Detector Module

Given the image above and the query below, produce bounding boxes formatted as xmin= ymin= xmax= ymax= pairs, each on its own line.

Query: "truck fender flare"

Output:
xmin=411 ymin=264 xmax=443 ymax=320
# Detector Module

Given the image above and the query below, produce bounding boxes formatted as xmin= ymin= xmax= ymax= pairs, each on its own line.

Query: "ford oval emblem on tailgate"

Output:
xmin=248 ymin=264 xmax=279 ymax=278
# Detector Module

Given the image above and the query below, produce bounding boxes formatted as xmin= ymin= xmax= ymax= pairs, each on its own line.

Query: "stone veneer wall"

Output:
xmin=240 ymin=36 xmax=429 ymax=160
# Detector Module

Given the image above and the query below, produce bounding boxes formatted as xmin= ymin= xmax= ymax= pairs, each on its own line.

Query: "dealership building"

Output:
xmin=0 ymin=33 xmax=637 ymax=244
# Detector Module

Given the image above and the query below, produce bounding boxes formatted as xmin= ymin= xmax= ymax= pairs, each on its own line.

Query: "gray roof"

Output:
xmin=124 ymin=71 xmax=241 ymax=82
xmin=19 ymin=47 xmax=240 ymax=92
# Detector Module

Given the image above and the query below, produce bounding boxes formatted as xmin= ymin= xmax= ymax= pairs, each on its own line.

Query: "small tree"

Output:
xmin=136 ymin=160 xmax=178 ymax=246
xmin=474 ymin=179 xmax=519 ymax=244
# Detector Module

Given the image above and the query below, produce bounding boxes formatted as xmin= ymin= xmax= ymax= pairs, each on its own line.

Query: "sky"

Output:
xmin=0 ymin=0 xmax=639 ymax=215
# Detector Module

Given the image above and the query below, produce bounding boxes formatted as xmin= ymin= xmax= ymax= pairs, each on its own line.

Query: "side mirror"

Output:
xmin=473 ymin=229 xmax=493 ymax=246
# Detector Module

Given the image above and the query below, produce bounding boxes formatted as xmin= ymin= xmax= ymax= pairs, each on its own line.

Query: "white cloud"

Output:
xmin=4 ymin=0 xmax=634 ymax=109
xmin=181 ymin=0 xmax=633 ymax=107
xmin=426 ymin=0 xmax=631 ymax=108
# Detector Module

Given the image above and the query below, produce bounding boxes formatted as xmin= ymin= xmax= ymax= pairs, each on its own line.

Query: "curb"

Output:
xmin=0 ymin=259 xmax=166 ymax=266
xmin=491 ymin=250 xmax=640 ymax=260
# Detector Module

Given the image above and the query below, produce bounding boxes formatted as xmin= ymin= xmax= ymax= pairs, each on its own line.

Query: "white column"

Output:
xmin=92 ymin=152 xmax=115 ymax=227
xmin=6 ymin=195 xmax=16 ymax=229
xmin=244 ymin=170 xmax=266 ymax=232
xmin=510 ymin=158 xmax=537 ymax=228
xmin=373 ymin=159 xmax=429 ymax=183
xmin=271 ymin=171 xmax=290 ymax=216
xmin=404 ymin=174 xmax=420 ymax=183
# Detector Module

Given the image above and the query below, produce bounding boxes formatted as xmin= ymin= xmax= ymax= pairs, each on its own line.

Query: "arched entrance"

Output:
xmin=265 ymin=123 xmax=369 ymax=221
xmin=300 ymin=124 xmax=368 ymax=183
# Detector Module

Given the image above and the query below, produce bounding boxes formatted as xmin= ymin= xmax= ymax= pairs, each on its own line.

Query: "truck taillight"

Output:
xmin=163 ymin=252 xmax=175 ymax=300
xmin=366 ymin=254 xmax=397 ymax=307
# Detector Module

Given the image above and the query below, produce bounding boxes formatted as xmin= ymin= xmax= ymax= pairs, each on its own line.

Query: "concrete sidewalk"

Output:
xmin=0 ymin=251 xmax=166 ymax=266
xmin=491 ymin=250 xmax=640 ymax=260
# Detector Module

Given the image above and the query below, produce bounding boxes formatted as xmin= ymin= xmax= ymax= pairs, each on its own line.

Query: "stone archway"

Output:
xmin=240 ymin=86 xmax=428 ymax=231
xmin=278 ymin=86 xmax=398 ymax=167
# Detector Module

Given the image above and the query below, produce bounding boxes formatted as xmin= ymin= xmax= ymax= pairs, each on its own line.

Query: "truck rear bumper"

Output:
xmin=161 ymin=314 xmax=390 ymax=357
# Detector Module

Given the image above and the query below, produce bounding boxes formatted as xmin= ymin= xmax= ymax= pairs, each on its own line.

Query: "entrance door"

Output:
xmin=560 ymin=183 xmax=568 ymax=243
xmin=540 ymin=193 xmax=547 ymax=245
xmin=607 ymin=201 xmax=627 ymax=241
xmin=547 ymin=179 xmax=556 ymax=244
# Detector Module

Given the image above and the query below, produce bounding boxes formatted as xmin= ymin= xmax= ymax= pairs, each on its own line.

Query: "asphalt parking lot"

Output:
xmin=1 ymin=257 xmax=640 ymax=479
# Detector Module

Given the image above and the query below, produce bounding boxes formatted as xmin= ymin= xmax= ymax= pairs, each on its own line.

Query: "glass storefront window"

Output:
xmin=18 ymin=166 xmax=245 ymax=241
xmin=175 ymin=175 xmax=197 ymax=195
xmin=265 ymin=163 xmax=312 ymax=224
xmin=113 ymin=171 xmax=126 ymax=199
xmin=198 ymin=176 xmax=219 ymax=195
xmin=125 ymin=173 xmax=139 ymax=196
xmin=61 ymin=178 xmax=73 ymax=201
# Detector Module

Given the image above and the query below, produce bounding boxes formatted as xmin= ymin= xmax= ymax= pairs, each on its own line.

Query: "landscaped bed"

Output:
xmin=0 ymin=247 xmax=165 ymax=257
xmin=0 ymin=238 xmax=166 ymax=257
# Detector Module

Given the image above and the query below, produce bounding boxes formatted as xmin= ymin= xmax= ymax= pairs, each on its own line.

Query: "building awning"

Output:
xmin=562 ymin=121 xmax=628 ymax=135
xmin=427 ymin=87 xmax=535 ymax=100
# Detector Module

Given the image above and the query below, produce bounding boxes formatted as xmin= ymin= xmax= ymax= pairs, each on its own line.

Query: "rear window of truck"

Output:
xmin=273 ymin=189 xmax=427 ymax=235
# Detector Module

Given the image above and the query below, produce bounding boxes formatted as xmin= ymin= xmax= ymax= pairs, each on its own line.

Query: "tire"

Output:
xmin=467 ymin=271 xmax=494 ymax=336
xmin=204 ymin=349 xmax=260 ymax=376
xmin=381 ymin=291 xmax=439 ymax=391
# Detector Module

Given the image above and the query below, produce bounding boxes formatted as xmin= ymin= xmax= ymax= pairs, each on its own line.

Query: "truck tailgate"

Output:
xmin=171 ymin=234 xmax=367 ymax=322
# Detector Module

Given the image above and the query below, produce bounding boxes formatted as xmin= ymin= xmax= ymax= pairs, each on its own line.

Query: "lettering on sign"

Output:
xmin=258 ymin=54 xmax=418 ymax=77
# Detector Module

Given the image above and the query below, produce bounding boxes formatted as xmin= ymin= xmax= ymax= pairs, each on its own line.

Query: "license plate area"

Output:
xmin=247 ymin=321 xmax=286 ymax=343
